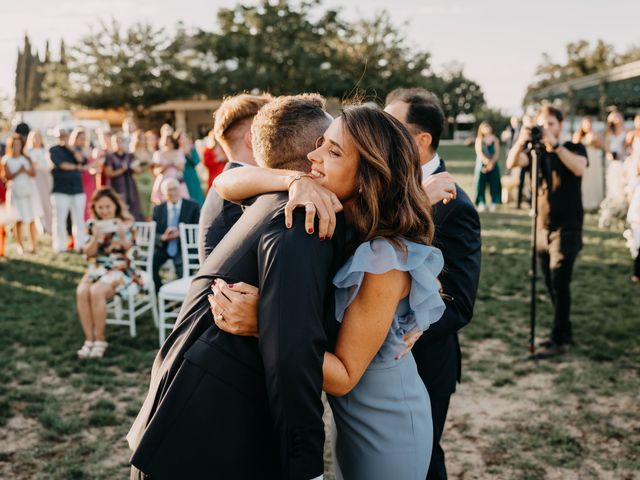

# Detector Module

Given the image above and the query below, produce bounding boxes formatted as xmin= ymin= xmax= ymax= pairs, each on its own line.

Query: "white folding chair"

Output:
xmin=106 ymin=221 xmax=159 ymax=337
xmin=157 ymin=223 xmax=200 ymax=346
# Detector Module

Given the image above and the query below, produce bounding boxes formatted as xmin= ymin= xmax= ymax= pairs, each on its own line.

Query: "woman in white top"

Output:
xmin=1 ymin=133 xmax=42 ymax=254
xmin=26 ymin=130 xmax=53 ymax=233
xmin=572 ymin=117 xmax=605 ymax=210
xmin=150 ymin=132 xmax=188 ymax=205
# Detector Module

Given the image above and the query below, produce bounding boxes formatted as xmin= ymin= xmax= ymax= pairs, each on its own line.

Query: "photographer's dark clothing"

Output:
xmin=517 ymin=164 xmax=531 ymax=208
xmin=537 ymin=142 xmax=588 ymax=232
xmin=535 ymin=142 xmax=586 ymax=347
xmin=634 ymin=249 xmax=640 ymax=277
xmin=537 ymin=229 xmax=581 ymax=345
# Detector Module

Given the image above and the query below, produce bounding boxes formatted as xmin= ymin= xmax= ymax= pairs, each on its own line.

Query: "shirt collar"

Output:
xmin=421 ymin=153 xmax=441 ymax=178
xmin=168 ymin=199 xmax=182 ymax=211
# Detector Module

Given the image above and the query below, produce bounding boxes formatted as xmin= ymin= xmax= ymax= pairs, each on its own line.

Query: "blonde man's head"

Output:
xmin=213 ymin=94 xmax=273 ymax=154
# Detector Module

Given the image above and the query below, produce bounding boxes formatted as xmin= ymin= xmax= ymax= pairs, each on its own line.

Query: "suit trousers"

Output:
xmin=51 ymin=193 xmax=86 ymax=252
xmin=536 ymin=229 xmax=582 ymax=345
xmin=152 ymin=249 xmax=183 ymax=293
xmin=634 ymin=248 xmax=640 ymax=277
xmin=426 ymin=395 xmax=451 ymax=480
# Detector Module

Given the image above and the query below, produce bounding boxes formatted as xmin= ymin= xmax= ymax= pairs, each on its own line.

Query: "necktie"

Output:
xmin=167 ymin=204 xmax=179 ymax=257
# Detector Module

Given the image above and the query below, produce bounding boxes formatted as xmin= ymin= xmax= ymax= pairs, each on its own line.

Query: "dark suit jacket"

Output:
xmin=129 ymin=193 xmax=345 ymax=480
xmin=197 ymin=161 xmax=244 ymax=263
xmin=412 ymin=159 xmax=482 ymax=397
xmin=152 ymin=199 xmax=200 ymax=255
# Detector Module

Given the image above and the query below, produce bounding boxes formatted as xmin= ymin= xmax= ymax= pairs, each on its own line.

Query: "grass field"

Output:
xmin=0 ymin=145 xmax=638 ymax=479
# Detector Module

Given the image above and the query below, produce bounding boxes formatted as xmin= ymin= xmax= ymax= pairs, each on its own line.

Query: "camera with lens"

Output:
xmin=528 ymin=126 xmax=544 ymax=150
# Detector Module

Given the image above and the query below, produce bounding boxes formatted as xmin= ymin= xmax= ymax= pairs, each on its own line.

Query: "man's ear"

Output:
xmin=416 ymin=131 xmax=433 ymax=153
xmin=243 ymin=130 xmax=253 ymax=151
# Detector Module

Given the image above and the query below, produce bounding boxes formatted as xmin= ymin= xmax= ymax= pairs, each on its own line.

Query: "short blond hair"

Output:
xmin=251 ymin=93 xmax=330 ymax=171
xmin=213 ymin=94 xmax=273 ymax=149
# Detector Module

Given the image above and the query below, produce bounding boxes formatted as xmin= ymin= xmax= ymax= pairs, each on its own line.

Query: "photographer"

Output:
xmin=507 ymin=105 xmax=588 ymax=358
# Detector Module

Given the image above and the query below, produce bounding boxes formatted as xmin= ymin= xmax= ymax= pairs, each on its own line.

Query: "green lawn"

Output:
xmin=0 ymin=144 xmax=638 ymax=479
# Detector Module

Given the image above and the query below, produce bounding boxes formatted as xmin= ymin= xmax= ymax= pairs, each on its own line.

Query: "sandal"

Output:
xmin=77 ymin=341 xmax=94 ymax=359
xmin=89 ymin=341 xmax=109 ymax=358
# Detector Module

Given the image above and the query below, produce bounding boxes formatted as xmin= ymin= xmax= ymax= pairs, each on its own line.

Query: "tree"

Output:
xmin=15 ymin=34 xmax=45 ymax=111
xmin=39 ymin=40 xmax=74 ymax=110
xmin=526 ymin=39 xmax=618 ymax=97
xmin=431 ymin=63 xmax=485 ymax=130
xmin=193 ymin=0 xmax=433 ymax=99
xmin=70 ymin=20 xmax=196 ymax=110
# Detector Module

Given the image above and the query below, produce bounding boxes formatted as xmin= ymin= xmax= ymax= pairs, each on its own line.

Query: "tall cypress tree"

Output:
xmin=14 ymin=34 xmax=46 ymax=111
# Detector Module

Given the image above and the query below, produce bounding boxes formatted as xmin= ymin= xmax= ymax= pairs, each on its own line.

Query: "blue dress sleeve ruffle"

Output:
xmin=333 ymin=238 xmax=446 ymax=333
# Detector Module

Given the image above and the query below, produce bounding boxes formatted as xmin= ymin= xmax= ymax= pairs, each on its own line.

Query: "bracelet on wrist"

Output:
xmin=287 ymin=173 xmax=313 ymax=190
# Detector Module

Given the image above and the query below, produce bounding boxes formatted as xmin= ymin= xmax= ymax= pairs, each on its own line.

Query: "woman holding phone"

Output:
xmin=75 ymin=187 xmax=141 ymax=359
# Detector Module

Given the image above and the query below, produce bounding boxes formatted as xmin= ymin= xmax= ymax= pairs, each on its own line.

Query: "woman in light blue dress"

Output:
xmin=210 ymin=104 xmax=445 ymax=479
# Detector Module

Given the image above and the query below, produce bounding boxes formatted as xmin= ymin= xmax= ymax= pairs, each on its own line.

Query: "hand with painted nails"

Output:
xmin=284 ymin=175 xmax=342 ymax=239
xmin=208 ymin=278 xmax=260 ymax=338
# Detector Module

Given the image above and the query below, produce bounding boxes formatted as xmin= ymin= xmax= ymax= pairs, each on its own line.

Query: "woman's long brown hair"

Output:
xmin=340 ymin=105 xmax=434 ymax=251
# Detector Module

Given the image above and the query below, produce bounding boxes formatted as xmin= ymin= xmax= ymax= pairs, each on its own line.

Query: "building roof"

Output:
xmin=525 ymin=60 xmax=640 ymax=106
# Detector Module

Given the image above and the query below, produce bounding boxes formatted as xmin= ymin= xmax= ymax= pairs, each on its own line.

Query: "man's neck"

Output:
xmin=227 ymin=149 xmax=256 ymax=166
xmin=420 ymin=150 xmax=437 ymax=167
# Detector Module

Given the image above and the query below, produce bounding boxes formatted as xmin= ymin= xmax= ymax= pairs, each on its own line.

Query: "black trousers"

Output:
xmin=634 ymin=248 xmax=640 ymax=277
xmin=426 ymin=395 xmax=451 ymax=480
xmin=152 ymin=249 xmax=183 ymax=293
xmin=536 ymin=229 xmax=582 ymax=345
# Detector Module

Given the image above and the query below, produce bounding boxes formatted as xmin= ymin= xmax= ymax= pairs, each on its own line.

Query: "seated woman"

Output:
xmin=76 ymin=187 xmax=142 ymax=359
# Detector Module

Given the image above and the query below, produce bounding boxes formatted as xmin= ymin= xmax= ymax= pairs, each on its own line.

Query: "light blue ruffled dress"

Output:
xmin=328 ymin=238 xmax=445 ymax=480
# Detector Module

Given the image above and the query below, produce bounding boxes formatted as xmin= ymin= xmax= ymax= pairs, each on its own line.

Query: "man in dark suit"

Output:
xmin=198 ymin=94 xmax=273 ymax=263
xmin=386 ymin=88 xmax=482 ymax=480
xmin=151 ymin=178 xmax=200 ymax=292
xmin=129 ymin=95 xmax=338 ymax=480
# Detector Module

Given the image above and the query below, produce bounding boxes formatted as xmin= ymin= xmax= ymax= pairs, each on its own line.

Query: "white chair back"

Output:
xmin=133 ymin=221 xmax=156 ymax=274
xmin=179 ymin=223 xmax=200 ymax=278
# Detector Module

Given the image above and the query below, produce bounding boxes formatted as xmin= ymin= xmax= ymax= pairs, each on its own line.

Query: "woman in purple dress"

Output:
xmin=104 ymin=134 xmax=144 ymax=221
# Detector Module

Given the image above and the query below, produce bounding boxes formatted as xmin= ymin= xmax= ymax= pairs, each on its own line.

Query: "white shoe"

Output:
xmin=89 ymin=341 xmax=108 ymax=358
xmin=488 ymin=203 xmax=497 ymax=212
xmin=77 ymin=341 xmax=94 ymax=359
xmin=477 ymin=204 xmax=486 ymax=212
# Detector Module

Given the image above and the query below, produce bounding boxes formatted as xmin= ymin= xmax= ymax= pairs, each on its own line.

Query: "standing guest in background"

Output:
xmin=151 ymin=178 xmax=200 ymax=292
xmin=145 ymin=130 xmax=159 ymax=154
xmin=76 ymin=187 xmax=141 ymax=359
xmin=122 ymin=116 xmax=137 ymax=146
xmin=573 ymin=116 xmax=605 ymax=210
xmin=474 ymin=121 xmax=501 ymax=212
xmin=1 ymin=133 xmax=41 ymax=254
xmin=385 ymin=88 xmax=482 ymax=480
xmin=202 ymin=129 xmax=228 ymax=192
xmin=606 ymin=111 xmax=628 ymax=163
xmin=198 ymin=93 xmax=272 ymax=263
xmin=514 ymin=115 xmax=533 ymax=209
xmin=599 ymin=112 xmax=630 ymax=227
xmin=26 ymin=130 xmax=53 ymax=234
xmin=150 ymin=133 xmax=188 ymax=205
xmin=69 ymin=128 xmax=94 ymax=221
xmin=92 ymin=129 xmax=112 ymax=189
xmin=50 ymin=129 xmax=86 ymax=253
xmin=506 ymin=116 xmax=520 ymax=150
xmin=104 ymin=134 xmax=144 ymax=221
xmin=625 ymin=114 xmax=640 ymax=186
xmin=130 ymin=130 xmax=152 ymax=169
xmin=177 ymin=130 xmax=205 ymax=206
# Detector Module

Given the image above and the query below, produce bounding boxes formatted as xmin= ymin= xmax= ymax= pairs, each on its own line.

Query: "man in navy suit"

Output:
xmin=198 ymin=94 xmax=272 ymax=263
xmin=386 ymin=88 xmax=482 ymax=480
xmin=151 ymin=178 xmax=200 ymax=292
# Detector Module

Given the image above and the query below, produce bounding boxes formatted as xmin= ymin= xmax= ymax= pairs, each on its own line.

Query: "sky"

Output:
xmin=2 ymin=0 xmax=639 ymax=114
